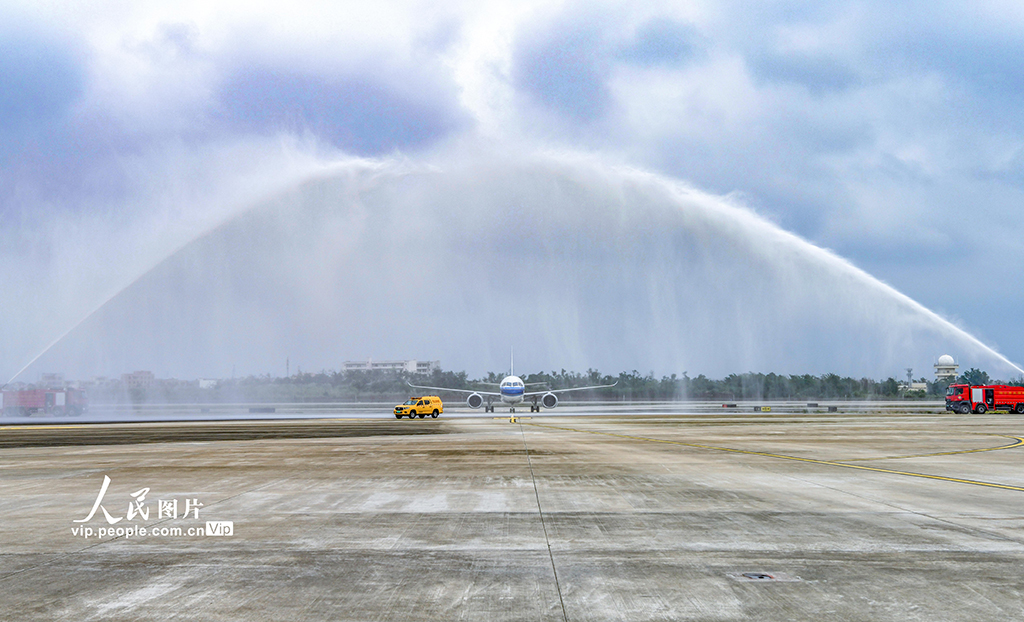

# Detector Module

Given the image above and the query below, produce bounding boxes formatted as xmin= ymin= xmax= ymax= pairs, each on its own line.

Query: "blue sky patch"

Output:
xmin=218 ymin=67 xmax=464 ymax=155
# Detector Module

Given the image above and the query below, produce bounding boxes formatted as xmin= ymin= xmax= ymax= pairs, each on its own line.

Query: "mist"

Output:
xmin=6 ymin=144 xmax=1019 ymax=383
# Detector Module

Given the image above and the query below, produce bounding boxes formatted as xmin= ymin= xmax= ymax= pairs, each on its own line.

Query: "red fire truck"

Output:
xmin=0 ymin=388 xmax=88 ymax=416
xmin=945 ymin=384 xmax=1024 ymax=414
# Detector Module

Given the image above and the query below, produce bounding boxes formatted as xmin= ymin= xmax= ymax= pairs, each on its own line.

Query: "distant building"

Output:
xmin=198 ymin=379 xmax=218 ymax=389
xmin=343 ymin=359 xmax=440 ymax=374
xmin=902 ymin=382 xmax=929 ymax=392
xmin=122 ymin=370 xmax=155 ymax=388
xmin=39 ymin=372 xmax=65 ymax=387
xmin=934 ymin=355 xmax=959 ymax=381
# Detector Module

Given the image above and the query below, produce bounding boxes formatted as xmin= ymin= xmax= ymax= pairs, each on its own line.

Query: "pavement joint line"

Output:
xmin=524 ymin=423 xmax=1024 ymax=493
xmin=518 ymin=422 xmax=569 ymax=622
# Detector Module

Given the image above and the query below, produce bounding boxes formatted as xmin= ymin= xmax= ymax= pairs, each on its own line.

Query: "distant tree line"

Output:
xmin=520 ymin=368 xmax=1017 ymax=401
xmin=92 ymin=365 xmax=1023 ymax=404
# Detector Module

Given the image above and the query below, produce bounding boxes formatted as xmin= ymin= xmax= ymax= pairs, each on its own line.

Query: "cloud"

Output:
xmin=3 ymin=0 xmax=1024 ymax=380
xmin=617 ymin=17 xmax=704 ymax=67
xmin=748 ymin=50 xmax=861 ymax=94
xmin=0 ymin=31 xmax=84 ymax=136
xmin=0 ymin=25 xmax=86 ymax=185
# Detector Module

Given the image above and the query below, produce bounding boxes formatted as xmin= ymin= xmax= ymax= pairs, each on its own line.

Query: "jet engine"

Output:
xmin=467 ymin=393 xmax=483 ymax=409
xmin=542 ymin=393 xmax=558 ymax=409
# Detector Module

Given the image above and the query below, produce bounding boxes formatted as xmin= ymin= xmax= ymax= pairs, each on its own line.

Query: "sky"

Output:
xmin=2 ymin=0 xmax=1023 ymax=382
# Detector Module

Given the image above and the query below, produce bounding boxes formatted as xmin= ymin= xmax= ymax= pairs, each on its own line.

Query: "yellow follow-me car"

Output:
xmin=394 ymin=395 xmax=443 ymax=419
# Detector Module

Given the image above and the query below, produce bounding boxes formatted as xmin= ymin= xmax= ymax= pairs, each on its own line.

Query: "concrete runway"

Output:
xmin=3 ymin=407 xmax=1024 ymax=621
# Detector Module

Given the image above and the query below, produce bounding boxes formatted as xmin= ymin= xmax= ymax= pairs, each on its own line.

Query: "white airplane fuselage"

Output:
xmin=498 ymin=376 xmax=526 ymax=406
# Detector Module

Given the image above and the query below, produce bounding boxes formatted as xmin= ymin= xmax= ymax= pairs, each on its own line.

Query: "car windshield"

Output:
xmin=404 ymin=399 xmax=417 ymax=405
xmin=946 ymin=386 xmax=963 ymax=396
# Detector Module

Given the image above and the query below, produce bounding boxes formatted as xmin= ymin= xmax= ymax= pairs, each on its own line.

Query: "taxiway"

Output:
xmin=3 ymin=406 xmax=1024 ymax=621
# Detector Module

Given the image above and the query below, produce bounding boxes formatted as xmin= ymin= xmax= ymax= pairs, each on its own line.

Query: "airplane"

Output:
xmin=408 ymin=350 xmax=616 ymax=413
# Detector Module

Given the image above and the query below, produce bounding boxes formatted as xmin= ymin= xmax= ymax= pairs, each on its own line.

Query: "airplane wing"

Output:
xmin=523 ymin=381 xmax=617 ymax=397
xmin=406 ymin=382 xmax=501 ymax=397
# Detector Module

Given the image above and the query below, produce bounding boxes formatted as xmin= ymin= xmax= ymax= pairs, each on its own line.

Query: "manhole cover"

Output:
xmin=727 ymin=572 xmax=801 ymax=582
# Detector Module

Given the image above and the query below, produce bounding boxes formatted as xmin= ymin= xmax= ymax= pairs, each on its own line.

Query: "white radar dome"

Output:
xmin=938 ymin=354 xmax=955 ymax=365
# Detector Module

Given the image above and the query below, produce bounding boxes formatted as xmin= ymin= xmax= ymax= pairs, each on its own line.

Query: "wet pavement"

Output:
xmin=2 ymin=409 xmax=1024 ymax=621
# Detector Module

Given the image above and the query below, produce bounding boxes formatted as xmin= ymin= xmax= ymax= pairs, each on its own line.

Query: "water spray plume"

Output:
xmin=619 ymin=163 xmax=1024 ymax=377
xmin=4 ymin=154 xmax=395 ymax=386
xmin=6 ymin=147 xmax=1020 ymax=381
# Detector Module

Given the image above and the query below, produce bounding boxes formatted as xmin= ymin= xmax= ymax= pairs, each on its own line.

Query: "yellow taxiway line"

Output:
xmin=840 ymin=434 xmax=1024 ymax=461
xmin=525 ymin=422 xmax=1024 ymax=493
